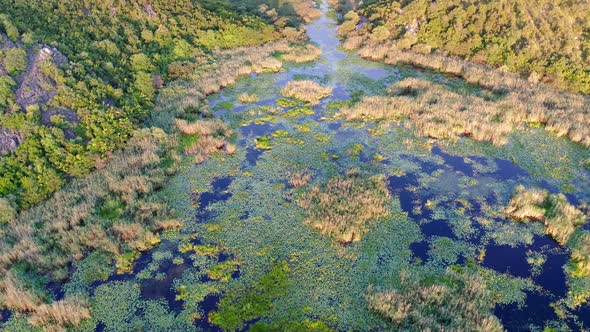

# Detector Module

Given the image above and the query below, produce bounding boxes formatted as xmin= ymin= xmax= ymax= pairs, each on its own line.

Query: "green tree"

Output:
xmin=3 ymin=47 xmax=27 ymax=75
xmin=0 ymin=76 xmax=16 ymax=109
xmin=130 ymin=53 xmax=154 ymax=72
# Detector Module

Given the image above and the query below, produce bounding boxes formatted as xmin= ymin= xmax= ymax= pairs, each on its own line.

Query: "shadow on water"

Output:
xmin=140 ymin=261 xmax=190 ymax=313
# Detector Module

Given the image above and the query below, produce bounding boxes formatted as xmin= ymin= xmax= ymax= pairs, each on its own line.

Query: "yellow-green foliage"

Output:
xmin=207 ymin=259 xmax=240 ymax=282
xmin=297 ymin=169 xmax=392 ymax=243
xmin=193 ymin=244 xmax=222 ymax=257
xmin=255 ymin=136 xmax=272 ymax=150
xmin=281 ymin=80 xmax=333 ymax=105
xmin=367 ymin=269 xmax=504 ymax=331
xmin=347 ymin=0 xmax=590 ymax=94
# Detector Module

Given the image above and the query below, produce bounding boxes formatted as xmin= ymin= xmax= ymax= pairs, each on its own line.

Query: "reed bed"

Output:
xmin=297 ymin=169 xmax=391 ymax=243
xmin=337 ymin=76 xmax=590 ymax=146
xmin=281 ymin=80 xmax=333 ymax=105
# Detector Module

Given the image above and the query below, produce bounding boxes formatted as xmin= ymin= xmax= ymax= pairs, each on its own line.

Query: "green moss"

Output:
xmin=276 ymin=98 xmax=301 ymax=108
xmin=255 ymin=136 xmax=272 ymax=150
xmin=272 ymin=130 xmax=289 ymax=137
xmin=284 ymin=106 xmax=314 ymax=118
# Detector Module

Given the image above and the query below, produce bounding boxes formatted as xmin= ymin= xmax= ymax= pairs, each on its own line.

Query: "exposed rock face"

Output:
xmin=0 ymin=129 xmax=21 ymax=155
xmin=15 ymin=47 xmax=61 ymax=111
xmin=1 ymin=42 xmax=71 ymax=155
xmin=41 ymin=107 xmax=79 ymax=139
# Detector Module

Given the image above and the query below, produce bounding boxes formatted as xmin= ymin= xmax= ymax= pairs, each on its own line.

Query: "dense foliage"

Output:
xmin=0 ymin=0 xmax=302 ymax=209
xmin=339 ymin=0 xmax=590 ymax=94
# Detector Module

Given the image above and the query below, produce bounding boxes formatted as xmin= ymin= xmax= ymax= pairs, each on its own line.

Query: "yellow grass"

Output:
xmin=297 ymin=169 xmax=391 ymax=243
xmin=281 ymin=80 xmax=333 ymax=105
xmin=282 ymin=44 xmax=322 ymax=63
xmin=337 ymin=76 xmax=590 ymax=146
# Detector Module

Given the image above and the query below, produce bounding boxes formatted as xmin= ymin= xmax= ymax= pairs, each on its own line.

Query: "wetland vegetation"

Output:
xmin=1 ymin=0 xmax=589 ymax=331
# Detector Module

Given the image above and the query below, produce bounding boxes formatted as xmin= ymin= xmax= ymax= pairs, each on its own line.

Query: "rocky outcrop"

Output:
xmin=14 ymin=46 xmax=65 ymax=111
xmin=0 ymin=129 xmax=21 ymax=155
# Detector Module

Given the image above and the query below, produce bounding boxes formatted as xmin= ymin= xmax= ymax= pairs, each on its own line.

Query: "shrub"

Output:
xmin=348 ymin=0 xmax=590 ymax=94
xmin=281 ymin=80 xmax=332 ymax=105
xmin=0 ymin=76 xmax=16 ymax=108
xmin=370 ymin=26 xmax=390 ymax=42
xmin=2 ymin=47 xmax=27 ymax=76
xmin=0 ymin=14 xmax=19 ymax=41
xmin=130 ymin=53 xmax=154 ymax=73
xmin=297 ymin=169 xmax=392 ymax=243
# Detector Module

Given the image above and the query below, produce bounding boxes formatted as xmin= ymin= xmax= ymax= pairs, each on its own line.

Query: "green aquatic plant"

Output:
xmin=272 ymin=130 xmax=289 ymax=138
xmin=276 ymin=98 xmax=301 ymax=108
xmin=348 ymin=143 xmax=364 ymax=157
xmin=207 ymin=259 xmax=240 ymax=282
xmin=255 ymin=136 xmax=272 ymax=150
xmin=193 ymin=244 xmax=223 ymax=257
xmin=209 ymin=261 xmax=290 ymax=331
xmin=284 ymin=106 xmax=315 ymax=118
